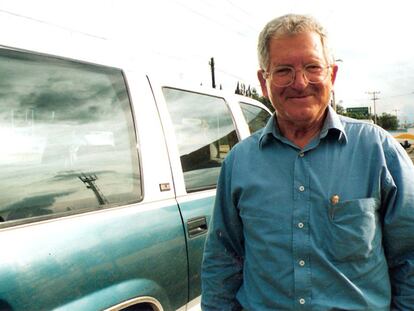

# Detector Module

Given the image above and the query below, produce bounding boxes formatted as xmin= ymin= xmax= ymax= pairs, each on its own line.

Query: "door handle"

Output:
xmin=187 ymin=216 xmax=208 ymax=238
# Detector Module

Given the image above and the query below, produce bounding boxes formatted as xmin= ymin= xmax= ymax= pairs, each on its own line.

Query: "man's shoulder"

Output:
xmin=338 ymin=114 xmax=375 ymax=127
xmin=338 ymin=115 xmax=388 ymax=138
xmin=337 ymin=115 xmax=405 ymax=157
xmin=226 ymin=128 xmax=263 ymax=160
xmin=236 ymin=128 xmax=264 ymax=150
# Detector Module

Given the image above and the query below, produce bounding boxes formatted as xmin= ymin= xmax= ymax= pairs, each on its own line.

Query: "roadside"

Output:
xmin=406 ymin=146 xmax=414 ymax=163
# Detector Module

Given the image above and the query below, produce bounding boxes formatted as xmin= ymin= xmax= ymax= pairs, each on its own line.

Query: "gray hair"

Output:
xmin=257 ymin=14 xmax=334 ymax=70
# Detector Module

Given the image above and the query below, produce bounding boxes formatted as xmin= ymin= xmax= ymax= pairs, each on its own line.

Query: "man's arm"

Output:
xmin=382 ymin=140 xmax=414 ymax=310
xmin=201 ymin=159 xmax=244 ymax=311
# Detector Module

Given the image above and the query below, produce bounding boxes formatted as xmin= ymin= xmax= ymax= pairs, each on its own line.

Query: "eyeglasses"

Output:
xmin=263 ymin=63 xmax=332 ymax=87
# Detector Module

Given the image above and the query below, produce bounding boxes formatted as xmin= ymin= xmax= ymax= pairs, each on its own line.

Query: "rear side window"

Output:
xmin=0 ymin=49 xmax=141 ymax=225
xmin=240 ymin=102 xmax=271 ymax=133
xmin=163 ymin=88 xmax=239 ymax=192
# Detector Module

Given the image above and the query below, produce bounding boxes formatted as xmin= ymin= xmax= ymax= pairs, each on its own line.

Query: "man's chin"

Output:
xmin=282 ymin=110 xmax=326 ymax=127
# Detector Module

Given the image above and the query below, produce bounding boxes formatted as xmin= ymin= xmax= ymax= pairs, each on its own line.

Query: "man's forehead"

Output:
xmin=267 ymin=32 xmax=325 ymax=64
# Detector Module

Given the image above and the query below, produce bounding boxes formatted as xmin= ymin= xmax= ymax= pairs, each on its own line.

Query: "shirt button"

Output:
xmin=299 ymin=260 xmax=305 ymax=266
xmin=298 ymin=222 xmax=304 ymax=228
xmin=299 ymin=298 xmax=306 ymax=305
xmin=299 ymin=185 xmax=305 ymax=192
xmin=299 ymin=152 xmax=305 ymax=157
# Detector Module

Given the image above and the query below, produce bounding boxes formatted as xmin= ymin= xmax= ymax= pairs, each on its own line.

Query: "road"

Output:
xmin=406 ymin=147 xmax=414 ymax=163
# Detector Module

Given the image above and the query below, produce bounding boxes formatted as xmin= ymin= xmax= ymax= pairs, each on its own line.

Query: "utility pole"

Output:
xmin=393 ymin=109 xmax=400 ymax=127
xmin=79 ymin=173 xmax=108 ymax=205
xmin=331 ymin=90 xmax=337 ymax=111
xmin=209 ymin=57 xmax=216 ymax=89
xmin=393 ymin=109 xmax=400 ymax=119
xmin=366 ymin=91 xmax=380 ymax=124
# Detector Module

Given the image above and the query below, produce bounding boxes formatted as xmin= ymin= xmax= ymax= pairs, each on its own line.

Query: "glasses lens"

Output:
xmin=271 ymin=67 xmax=294 ymax=87
xmin=304 ymin=64 xmax=329 ymax=83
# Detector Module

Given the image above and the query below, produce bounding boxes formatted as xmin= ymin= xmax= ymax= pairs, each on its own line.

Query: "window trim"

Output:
xmin=161 ymin=87 xmax=241 ymax=194
xmin=239 ymin=101 xmax=272 ymax=134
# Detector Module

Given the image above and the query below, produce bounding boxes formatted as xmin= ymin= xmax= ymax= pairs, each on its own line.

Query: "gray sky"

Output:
xmin=1 ymin=0 xmax=414 ymax=123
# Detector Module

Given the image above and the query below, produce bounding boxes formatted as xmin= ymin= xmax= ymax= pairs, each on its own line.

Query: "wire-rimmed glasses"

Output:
xmin=263 ymin=63 xmax=332 ymax=87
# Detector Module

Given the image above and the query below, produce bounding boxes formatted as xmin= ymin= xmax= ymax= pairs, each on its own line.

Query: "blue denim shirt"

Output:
xmin=201 ymin=107 xmax=414 ymax=310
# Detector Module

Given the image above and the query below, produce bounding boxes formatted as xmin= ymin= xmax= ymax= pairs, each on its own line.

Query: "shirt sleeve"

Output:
xmin=381 ymin=139 xmax=414 ymax=310
xmin=201 ymin=157 xmax=245 ymax=311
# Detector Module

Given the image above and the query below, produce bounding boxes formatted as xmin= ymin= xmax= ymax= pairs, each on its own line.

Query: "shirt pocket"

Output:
xmin=326 ymin=197 xmax=379 ymax=262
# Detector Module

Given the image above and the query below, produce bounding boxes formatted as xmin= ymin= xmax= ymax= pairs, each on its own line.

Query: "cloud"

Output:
xmin=0 ymin=50 xmax=127 ymax=123
xmin=2 ymin=191 xmax=72 ymax=221
xmin=53 ymin=170 xmax=114 ymax=181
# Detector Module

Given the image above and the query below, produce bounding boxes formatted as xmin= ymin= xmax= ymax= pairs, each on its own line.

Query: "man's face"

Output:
xmin=258 ymin=32 xmax=338 ymax=127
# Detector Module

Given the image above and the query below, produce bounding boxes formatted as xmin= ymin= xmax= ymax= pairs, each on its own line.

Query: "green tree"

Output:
xmin=234 ymin=81 xmax=274 ymax=112
xmin=377 ymin=113 xmax=399 ymax=130
xmin=257 ymin=96 xmax=274 ymax=112
xmin=336 ymin=104 xmax=374 ymax=121
xmin=336 ymin=104 xmax=346 ymax=115
xmin=346 ymin=112 xmax=372 ymax=120
xmin=235 ymin=82 xmax=241 ymax=95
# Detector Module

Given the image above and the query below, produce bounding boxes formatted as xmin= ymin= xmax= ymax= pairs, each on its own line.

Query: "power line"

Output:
xmin=170 ymin=0 xmax=252 ymax=38
xmin=222 ymin=0 xmax=260 ymax=32
xmin=382 ymin=91 xmax=414 ymax=99
xmin=224 ymin=0 xmax=253 ymax=18
xmin=0 ymin=9 xmax=107 ymax=40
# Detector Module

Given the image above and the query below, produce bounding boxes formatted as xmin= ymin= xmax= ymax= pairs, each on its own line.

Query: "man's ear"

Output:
xmin=257 ymin=70 xmax=269 ymax=98
xmin=330 ymin=64 xmax=338 ymax=85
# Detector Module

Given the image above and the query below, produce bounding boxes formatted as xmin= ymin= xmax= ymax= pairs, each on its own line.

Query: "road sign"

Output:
xmin=346 ymin=107 xmax=370 ymax=116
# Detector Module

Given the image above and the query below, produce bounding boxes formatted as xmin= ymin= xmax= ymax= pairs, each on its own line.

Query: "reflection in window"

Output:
xmin=163 ymin=88 xmax=239 ymax=192
xmin=240 ymin=102 xmax=271 ymax=133
xmin=0 ymin=48 xmax=141 ymax=225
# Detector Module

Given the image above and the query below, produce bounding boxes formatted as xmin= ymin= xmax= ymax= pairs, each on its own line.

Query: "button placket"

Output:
xmin=293 ymin=149 xmax=311 ymax=308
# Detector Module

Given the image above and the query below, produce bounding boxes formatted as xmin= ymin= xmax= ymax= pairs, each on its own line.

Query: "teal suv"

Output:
xmin=0 ymin=46 xmax=271 ymax=310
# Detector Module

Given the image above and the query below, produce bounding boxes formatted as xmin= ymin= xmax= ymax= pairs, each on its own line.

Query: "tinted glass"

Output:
xmin=0 ymin=49 xmax=141 ymax=225
xmin=163 ymin=88 xmax=239 ymax=192
xmin=240 ymin=102 xmax=271 ymax=133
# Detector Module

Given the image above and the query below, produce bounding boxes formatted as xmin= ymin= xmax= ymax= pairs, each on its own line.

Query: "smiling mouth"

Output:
xmin=288 ymin=94 xmax=312 ymax=100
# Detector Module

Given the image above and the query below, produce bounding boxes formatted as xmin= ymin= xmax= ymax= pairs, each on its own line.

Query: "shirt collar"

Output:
xmin=320 ymin=105 xmax=348 ymax=143
xmin=259 ymin=105 xmax=348 ymax=148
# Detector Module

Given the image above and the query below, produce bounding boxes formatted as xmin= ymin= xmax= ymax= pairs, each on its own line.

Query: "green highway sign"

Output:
xmin=346 ymin=107 xmax=370 ymax=116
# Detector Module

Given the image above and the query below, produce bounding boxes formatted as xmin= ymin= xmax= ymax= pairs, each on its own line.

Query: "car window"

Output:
xmin=0 ymin=49 xmax=141 ymax=225
xmin=163 ymin=88 xmax=239 ymax=192
xmin=240 ymin=102 xmax=271 ymax=133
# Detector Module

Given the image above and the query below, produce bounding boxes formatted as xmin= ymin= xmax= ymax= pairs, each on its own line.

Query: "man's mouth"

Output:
xmin=287 ymin=94 xmax=312 ymax=100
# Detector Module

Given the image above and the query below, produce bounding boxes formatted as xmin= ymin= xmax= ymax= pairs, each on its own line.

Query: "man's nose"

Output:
xmin=290 ymin=69 xmax=308 ymax=90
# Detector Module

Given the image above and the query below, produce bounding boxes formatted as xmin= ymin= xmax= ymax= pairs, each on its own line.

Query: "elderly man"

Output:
xmin=201 ymin=14 xmax=414 ymax=310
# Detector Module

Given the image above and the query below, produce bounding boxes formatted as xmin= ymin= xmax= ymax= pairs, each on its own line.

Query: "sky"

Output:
xmin=1 ymin=0 xmax=414 ymax=124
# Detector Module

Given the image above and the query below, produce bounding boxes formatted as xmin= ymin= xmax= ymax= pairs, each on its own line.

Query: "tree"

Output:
xmin=335 ymin=104 xmax=346 ymax=115
xmin=235 ymin=82 xmax=241 ymax=95
xmin=234 ymin=81 xmax=275 ymax=112
xmin=259 ymin=96 xmax=274 ymax=112
xmin=335 ymin=104 xmax=374 ymax=121
xmin=377 ymin=113 xmax=399 ymax=130
xmin=346 ymin=112 xmax=372 ymax=120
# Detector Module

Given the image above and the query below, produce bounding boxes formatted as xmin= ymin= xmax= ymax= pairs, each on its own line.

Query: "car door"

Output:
xmin=0 ymin=47 xmax=188 ymax=311
xmin=150 ymin=86 xmax=240 ymax=304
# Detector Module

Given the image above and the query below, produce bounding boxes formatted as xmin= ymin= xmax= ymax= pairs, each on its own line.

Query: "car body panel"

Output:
xmin=0 ymin=200 xmax=187 ymax=310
